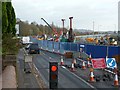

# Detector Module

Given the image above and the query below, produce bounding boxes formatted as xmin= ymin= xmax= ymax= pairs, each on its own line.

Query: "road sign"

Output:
xmin=25 ymin=55 xmax=32 ymax=62
xmin=80 ymin=45 xmax=85 ymax=47
xmin=91 ymin=58 xmax=106 ymax=69
xmin=106 ymin=58 xmax=117 ymax=69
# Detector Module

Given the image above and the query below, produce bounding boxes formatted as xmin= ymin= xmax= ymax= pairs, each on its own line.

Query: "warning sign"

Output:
xmin=91 ymin=58 xmax=106 ymax=69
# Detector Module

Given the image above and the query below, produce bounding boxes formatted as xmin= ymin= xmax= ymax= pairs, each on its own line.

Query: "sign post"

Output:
xmin=24 ymin=55 xmax=33 ymax=73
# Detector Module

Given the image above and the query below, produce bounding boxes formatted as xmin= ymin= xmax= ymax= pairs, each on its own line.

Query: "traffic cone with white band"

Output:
xmin=60 ymin=56 xmax=64 ymax=66
xmin=113 ymin=73 xmax=119 ymax=86
xmin=87 ymin=60 xmax=91 ymax=68
xmin=88 ymin=68 xmax=95 ymax=82
xmin=82 ymin=61 xmax=86 ymax=69
xmin=70 ymin=62 xmax=75 ymax=72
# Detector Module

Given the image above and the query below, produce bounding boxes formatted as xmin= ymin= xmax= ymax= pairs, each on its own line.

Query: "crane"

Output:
xmin=41 ymin=18 xmax=58 ymax=35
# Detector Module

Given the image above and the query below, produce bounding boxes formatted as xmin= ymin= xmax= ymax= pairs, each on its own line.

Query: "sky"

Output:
xmin=12 ymin=0 xmax=119 ymax=31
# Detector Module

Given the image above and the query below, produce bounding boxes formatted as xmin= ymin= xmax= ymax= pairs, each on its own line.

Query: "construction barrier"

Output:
xmin=30 ymin=38 xmax=120 ymax=58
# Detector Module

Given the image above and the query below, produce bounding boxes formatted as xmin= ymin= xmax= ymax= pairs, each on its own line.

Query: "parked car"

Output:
xmin=26 ymin=43 xmax=39 ymax=54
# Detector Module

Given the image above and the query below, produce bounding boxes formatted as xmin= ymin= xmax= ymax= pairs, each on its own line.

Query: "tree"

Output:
xmin=2 ymin=2 xmax=17 ymax=55
xmin=2 ymin=2 xmax=16 ymax=37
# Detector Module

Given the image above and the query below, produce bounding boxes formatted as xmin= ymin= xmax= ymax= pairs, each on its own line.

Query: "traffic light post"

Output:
xmin=49 ymin=62 xmax=58 ymax=89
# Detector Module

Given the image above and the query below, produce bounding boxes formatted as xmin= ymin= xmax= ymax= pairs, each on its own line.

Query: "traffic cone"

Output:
xmin=113 ymin=73 xmax=119 ymax=87
xmin=89 ymin=54 xmax=92 ymax=60
xmin=88 ymin=68 xmax=95 ymax=82
xmin=70 ymin=62 xmax=75 ymax=72
xmin=87 ymin=60 xmax=91 ymax=68
xmin=60 ymin=56 xmax=64 ymax=66
xmin=82 ymin=61 xmax=86 ymax=69
xmin=73 ymin=59 xmax=76 ymax=65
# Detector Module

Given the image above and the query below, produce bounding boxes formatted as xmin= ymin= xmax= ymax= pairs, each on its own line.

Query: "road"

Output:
xmin=18 ymin=49 xmax=119 ymax=89
xmin=33 ymin=51 xmax=95 ymax=89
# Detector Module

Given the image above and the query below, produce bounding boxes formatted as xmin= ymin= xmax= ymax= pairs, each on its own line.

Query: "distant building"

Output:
xmin=118 ymin=1 xmax=120 ymax=33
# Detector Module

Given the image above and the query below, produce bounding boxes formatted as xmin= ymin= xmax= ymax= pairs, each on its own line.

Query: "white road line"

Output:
xmin=61 ymin=66 xmax=66 ymax=69
xmin=62 ymin=66 xmax=97 ymax=90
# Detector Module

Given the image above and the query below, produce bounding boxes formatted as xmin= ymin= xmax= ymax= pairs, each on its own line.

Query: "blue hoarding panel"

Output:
xmin=85 ymin=45 xmax=107 ymax=58
xmin=71 ymin=43 xmax=77 ymax=51
xmin=66 ymin=43 xmax=71 ymax=50
xmin=108 ymin=46 xmax=120 ymax=57
xmin=54 ymin=42 xmax=60 ymax=50
xmin=60 ymin=42 xmax=68 ymax=50
xmin=48 ymin=41 xmax=53 ymax=50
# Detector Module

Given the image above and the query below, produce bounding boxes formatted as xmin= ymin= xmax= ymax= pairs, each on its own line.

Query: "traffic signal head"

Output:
xmin=49 ymin=62 xmax=58 ymax=89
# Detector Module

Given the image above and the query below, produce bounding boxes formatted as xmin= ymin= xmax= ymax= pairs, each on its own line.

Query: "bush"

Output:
xmin=2 ymin=34 xmax=19 ymax=56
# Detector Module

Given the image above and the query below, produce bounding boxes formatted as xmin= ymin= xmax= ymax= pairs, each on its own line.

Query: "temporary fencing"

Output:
xmin=30 ymin=38 xmax=120 ymax=58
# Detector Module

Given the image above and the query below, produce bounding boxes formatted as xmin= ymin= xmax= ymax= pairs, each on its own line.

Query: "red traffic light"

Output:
xmin=51 ymin=66 xmax=57 ymax=72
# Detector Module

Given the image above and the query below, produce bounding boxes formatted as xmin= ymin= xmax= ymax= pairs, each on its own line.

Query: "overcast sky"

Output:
xmin=12 ymin=0 xmax=119 ymax=31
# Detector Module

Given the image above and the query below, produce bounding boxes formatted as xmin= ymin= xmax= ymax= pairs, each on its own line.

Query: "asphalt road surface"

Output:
xmin=18 ymin=49 xmax=119 ymax=89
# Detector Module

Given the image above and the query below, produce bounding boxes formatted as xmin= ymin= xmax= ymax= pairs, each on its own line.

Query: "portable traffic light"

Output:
xmin=49 ymin=62 xmax=58 ymax=89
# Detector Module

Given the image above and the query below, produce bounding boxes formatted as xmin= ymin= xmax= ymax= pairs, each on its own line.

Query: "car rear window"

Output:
xmin=30 ymin=44 xmax=39 ymax=49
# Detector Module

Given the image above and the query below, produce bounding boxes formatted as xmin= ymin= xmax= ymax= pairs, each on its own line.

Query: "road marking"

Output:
xmin=61 ymin=66 xmax=66 ymax=69
xmin=63 ymin=66 xmax=97 ymax=89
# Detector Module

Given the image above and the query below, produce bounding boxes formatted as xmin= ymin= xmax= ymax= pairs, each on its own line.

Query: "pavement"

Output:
xmin=17 ymin=49 xmax=40 ymax=88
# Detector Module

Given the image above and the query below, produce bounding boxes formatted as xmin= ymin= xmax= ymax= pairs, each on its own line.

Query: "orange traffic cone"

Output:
xmin=87 ymin=60 xmax=91 ymax=68
xmin=82 ymin=61 xmax=86 ymax=69
xmin=113 ymin=73 xmax=119 ymax=86
xmin=88 ymin=68 xmax=95 ymax=82
xmin=60 ymin=56 xmax=64 ymax=66
xmin=70 ymin=62 xmax=75 ymax=72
